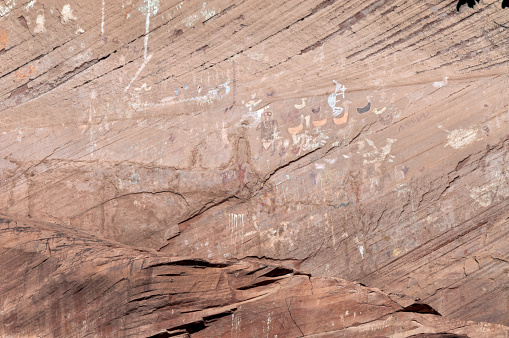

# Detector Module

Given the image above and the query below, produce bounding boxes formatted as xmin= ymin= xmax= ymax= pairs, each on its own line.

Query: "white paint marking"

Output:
xmin=304 ymin=115 xmax=311 ymax=127
xmin=101 ymin=0 xmax=105 ymax=38
xmin=295 ymin=98 xmax=307 ymax=109
xmin=34 ymin=11 xmax=46 ymax=33
xmin=468 ymin=174 xmax=509 ymax=207
xmin=144 ymin=11 xmax=150 ymax=59
xmin=134 ymin=83 xmax=151 ymax=91
xmin=158 ymin=80 xmax=230 ymax=107
xmin=138 ymin=0 xmax=160 ymax=59
xmin=125 ymin=53 xmax=153 ymax=91
xmin=0 ymin=0 xmax=15 ymax=17
xmin=61 ymin=4 xmax=77 ymax=24
xmin=433 ymin=77 xmax=448 ymax=88
xmin=25 ymin=0 xmax=36 ymax=11
xmin=75 ymin=25 xmax=85 ymax=34
xmin=438 ymin=124 xmax=479 ymax=149
xmin=328 ymin=80 xmax=346 ymax=117
xmin=363 ymin=138 xmax=397 ymax=165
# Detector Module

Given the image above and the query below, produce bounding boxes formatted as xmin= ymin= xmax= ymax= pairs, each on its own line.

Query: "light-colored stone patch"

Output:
xmin=0 ymin=0 xmax=15 ymax=18
xmin=61 ymin=4 xmax=78 ymax=23
xmin=200 ymin=2 xmax=218 ymax=20
xmin=439 ymin=125 xmax=479 ymax=149
xmin=363 ymin=138 xmax=397 ymax=165
xmin=138 ymin=0 xmax=160 ymax=16
xmin=292 ymin=130 xmax=328 ymax=152
xmin=75 ymin=25 xmax=85 ymax=34
xmin=182 ymin=14 xmax=199 ymax=27
xmin=25 ymin=0 xmax=36 ymax=11
xmin=433 ymin=77 xmax=448 ymax=88
xmin=34 ymin=11 xmax=46 ymax=33
xmin=468 ymin=173 xmax=509 ymax=207
xmin=182 ymin=3 xmax=219 ymax=27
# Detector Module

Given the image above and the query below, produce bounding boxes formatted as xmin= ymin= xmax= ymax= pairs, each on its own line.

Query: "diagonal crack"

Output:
xmin=285 ymin=298 xmax=304 ymax=337
xmin=69 ymin=189 xmax=189 ymax=222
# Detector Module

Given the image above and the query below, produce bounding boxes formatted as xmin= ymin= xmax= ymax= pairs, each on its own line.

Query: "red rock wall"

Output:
xmin=0 ymin=0 xmax=508 ymax=335
xmin=1 ymin=217 xmax=508 ymax=337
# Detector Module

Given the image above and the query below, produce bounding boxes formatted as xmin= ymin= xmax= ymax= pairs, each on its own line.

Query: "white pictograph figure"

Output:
xmin=210 ymin=80 xmax=230 ymax=100
xmin=328 ymin=80 xmax=346 ymax=117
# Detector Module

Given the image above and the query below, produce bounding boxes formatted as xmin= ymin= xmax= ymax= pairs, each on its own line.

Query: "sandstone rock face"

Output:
xmin=1 ymin=0 xmax=508 ymax=335
xmin=2 ymin=217 xmax=509 ymax=337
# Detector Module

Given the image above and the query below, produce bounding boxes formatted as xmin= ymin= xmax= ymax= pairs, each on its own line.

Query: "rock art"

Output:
xmin=1 ymin=0 xmax=508 ymax=334
xmin=1 ymin=217 xmax=508 ymax=337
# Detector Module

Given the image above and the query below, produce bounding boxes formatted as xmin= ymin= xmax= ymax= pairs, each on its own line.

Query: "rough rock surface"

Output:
xmin=2 ymin=217 xmax=509 ymax=337
xmin=1 ymin=0 xmax=509 ymax=335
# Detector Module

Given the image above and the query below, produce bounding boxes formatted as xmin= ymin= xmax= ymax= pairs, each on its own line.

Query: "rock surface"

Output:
xmin=2 ymin=216 xmax=509 ymax=337
xmin=1 ymin=0 xmax=508 ymax=335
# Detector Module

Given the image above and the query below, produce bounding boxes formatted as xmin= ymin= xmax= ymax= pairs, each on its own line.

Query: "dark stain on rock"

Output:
xmin=18 ymin=16 xmax=29 ymax=30
xmin=9 ymin=84 xmax=29 ymax=99
xmin=357 ymin=102 xmax=371 ymax=114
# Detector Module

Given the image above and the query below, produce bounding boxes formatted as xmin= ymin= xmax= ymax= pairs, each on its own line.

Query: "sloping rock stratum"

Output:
xmin=1 ymin=217 xmax=509 ymax=337
xmin=1 ymin=0 xmax=509 ymax=336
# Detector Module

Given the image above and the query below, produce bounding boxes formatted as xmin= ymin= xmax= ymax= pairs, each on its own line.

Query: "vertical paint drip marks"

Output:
xmin=101 ymin=0 xmax=105 ymax=39
xmin=230 ymin=313 xmax=241 ymax=338
xmin=227 ymin=213 xmax=244 ymax=255
xmin=138 ymin=0 xmax=160 ymax=60
xmin=144 ymin=12 xmax=150 ymax=59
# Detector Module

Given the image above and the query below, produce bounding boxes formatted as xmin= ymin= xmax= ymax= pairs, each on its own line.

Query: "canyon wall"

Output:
xmin=1 ymin=0 xmax=508 ymax=336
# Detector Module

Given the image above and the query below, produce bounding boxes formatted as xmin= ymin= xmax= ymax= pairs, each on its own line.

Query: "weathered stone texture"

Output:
xmin=2 ymin=217 xmax=509 ymax=337
xmin=1 ymin=0 xmax=508 ymax=335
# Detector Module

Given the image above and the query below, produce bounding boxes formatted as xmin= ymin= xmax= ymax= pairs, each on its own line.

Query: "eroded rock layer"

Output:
xmin=1 ymin=217 xmax=509 ymax=337
xmin=1 ymin=0 xmax=508 ymax=334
